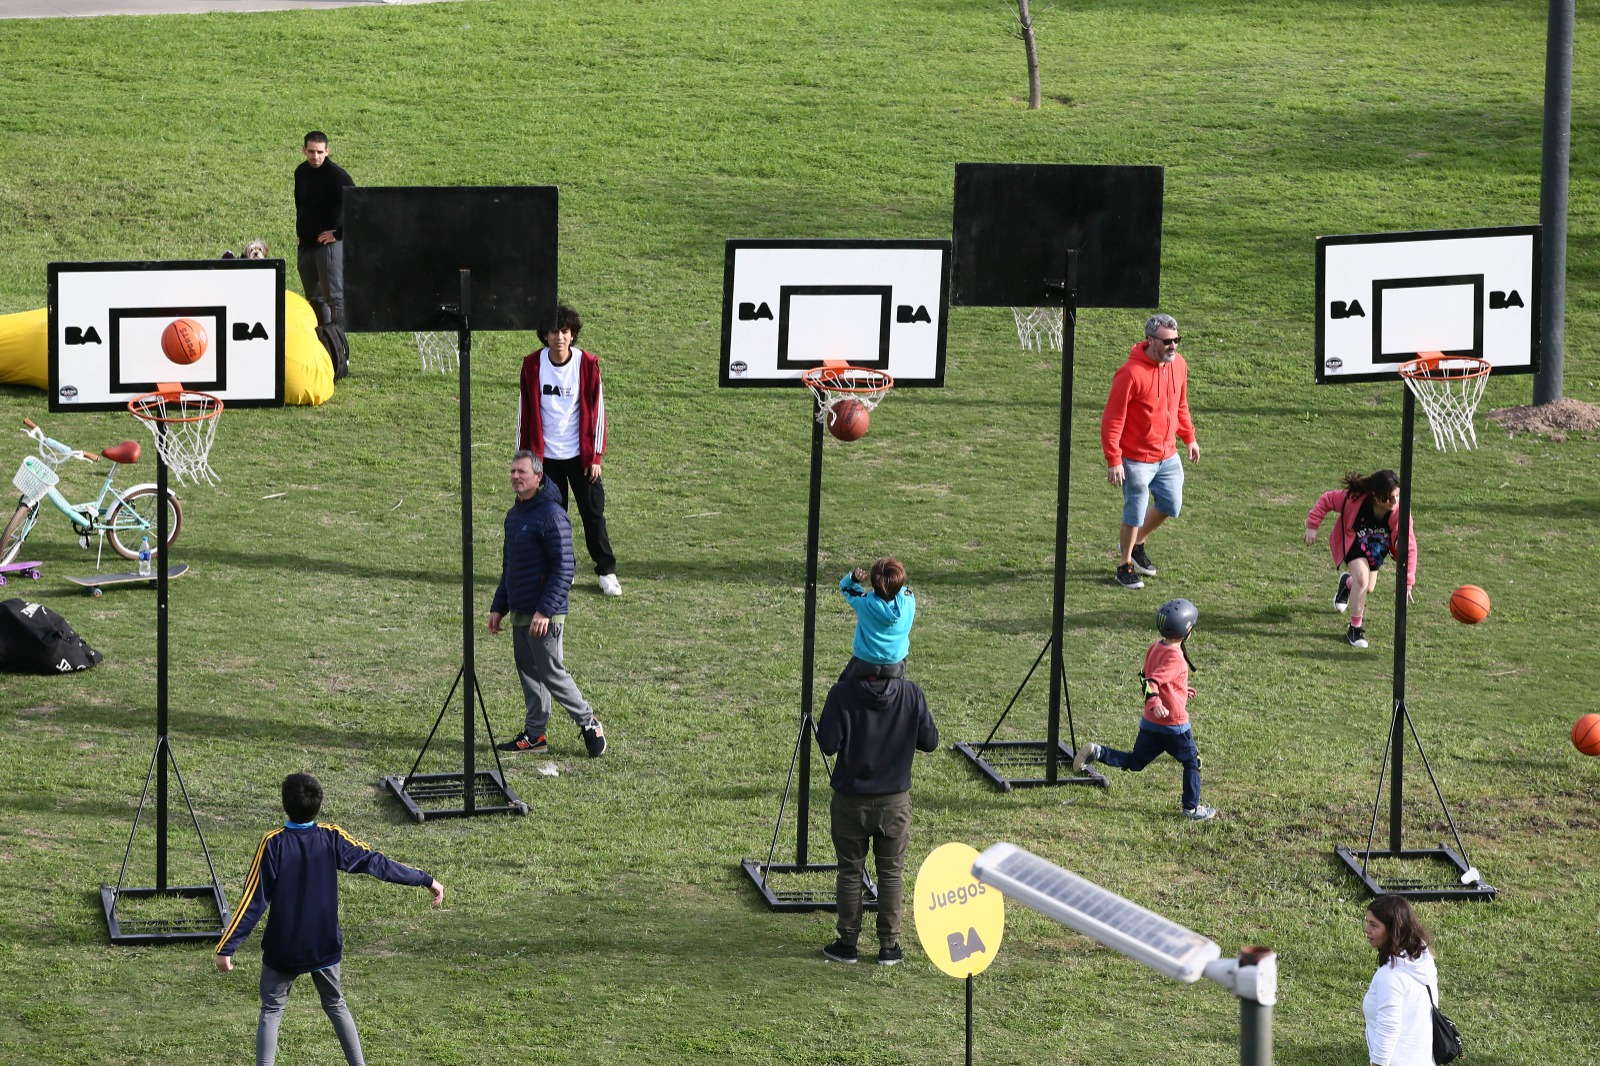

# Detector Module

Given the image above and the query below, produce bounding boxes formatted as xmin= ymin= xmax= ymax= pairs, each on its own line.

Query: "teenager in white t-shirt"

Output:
xmin=515 ymin=304 xmax=620 ymax=595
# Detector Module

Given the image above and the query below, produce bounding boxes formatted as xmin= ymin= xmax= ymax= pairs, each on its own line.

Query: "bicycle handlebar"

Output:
xmin=21 ymin=418 xmax=97 ymax=462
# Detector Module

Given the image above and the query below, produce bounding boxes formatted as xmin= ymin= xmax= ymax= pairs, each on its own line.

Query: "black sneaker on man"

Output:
xmin=877 ymin=942 xmax=904 ymax=966
xmin=496 ymin=732 xmax=547 ymax=753
xmin=582 ymin=719 xmax=607 ymax=757
xmin=1346 ymin=624 xmax=1368 ymax=649
xmin=1334 ymin=572 xmax=1352 ymax=612
xmin=823 ymin=938 xmax=859 ymax=964
xmin=1114 ymin=563 xmax=1144 ymax=590
xmin=1130 ymin=543 xmax=1158 ymax=576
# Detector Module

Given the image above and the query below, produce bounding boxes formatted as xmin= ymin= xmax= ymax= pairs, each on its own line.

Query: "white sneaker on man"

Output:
xmin=598 ymin=573 xmax=622 ymax=597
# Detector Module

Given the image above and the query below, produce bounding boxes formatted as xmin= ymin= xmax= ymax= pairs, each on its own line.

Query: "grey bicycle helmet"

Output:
xmin=1156 ymin=598 xmax=1198 ymax=641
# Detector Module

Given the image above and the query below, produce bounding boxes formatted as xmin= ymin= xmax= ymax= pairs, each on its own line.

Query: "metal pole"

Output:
xmin=1046 ymin=251 xmax=1079 ymax=783
xmin=155 ymin=429 xmax=169 ymax=890
xmin=797 ymin=412 xmax=825 ymax=865
xmin=1389 ymin=388 xmax=1416 ymax=852
xmin=965 ymin=973 xmax=974 ymax=1066
xmin=1238 ymin=946 xmax=1275 ymax=1066
xmin=1534 ymin=0 xmax=1573 ymax=405
xmin=457 ymin=270 xmax=475 ymax=814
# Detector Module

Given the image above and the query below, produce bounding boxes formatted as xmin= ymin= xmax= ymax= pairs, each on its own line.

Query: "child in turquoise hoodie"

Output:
xmin=838 ymin=557 xmax=916 ymax=680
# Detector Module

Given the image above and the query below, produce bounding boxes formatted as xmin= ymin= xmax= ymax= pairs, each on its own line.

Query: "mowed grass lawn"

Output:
xmin=2 ymin=1 xmax=1598 ymax=1063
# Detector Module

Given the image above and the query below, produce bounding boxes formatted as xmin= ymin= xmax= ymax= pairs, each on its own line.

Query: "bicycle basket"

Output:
xmin=13 ymin=455 xmax=59 ymax=506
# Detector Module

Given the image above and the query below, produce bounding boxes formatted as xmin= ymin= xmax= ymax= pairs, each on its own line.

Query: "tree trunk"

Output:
xmin=1017 ymin=0 xmax=1041 ymax=109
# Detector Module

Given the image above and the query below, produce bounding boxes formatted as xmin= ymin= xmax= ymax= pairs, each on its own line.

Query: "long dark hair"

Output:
xmin=1341 ymin=469 xmax=1399 ymax=499
xmin=1368 ymin=894 xmax=1431 ymax=967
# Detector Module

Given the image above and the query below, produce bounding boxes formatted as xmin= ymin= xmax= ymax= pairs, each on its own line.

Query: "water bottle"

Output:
xmin=138 ymin=536 xmax=152 ymax=578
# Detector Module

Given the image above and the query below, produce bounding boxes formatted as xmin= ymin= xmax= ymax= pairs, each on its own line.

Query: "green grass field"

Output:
xmin=2 ymin=1 xmax=1599 ymax=1063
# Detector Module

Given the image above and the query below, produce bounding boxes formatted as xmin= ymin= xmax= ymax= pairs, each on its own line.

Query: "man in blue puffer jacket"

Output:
xmin=488 ymin=450 xmax=607 ymax=757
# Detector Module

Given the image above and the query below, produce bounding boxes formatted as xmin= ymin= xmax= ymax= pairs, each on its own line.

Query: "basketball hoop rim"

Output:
xmin=800 ymin=365 xmax=896 ymax=393
xmin=128 ymin=389 xmax=226 ymax=424
xmin=1397 ymin=355 xmax=1491 ymax=381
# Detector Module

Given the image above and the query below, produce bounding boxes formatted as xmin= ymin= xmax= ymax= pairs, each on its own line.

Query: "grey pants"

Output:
xmin=511 ymin=616 xmax=595 ymax=737
xmin=831 ymin=790 xmax=912 ymax=946
xmin=258 ymin=961 xmax=363 ymax=1066
xmin=296 ymin=241 xmax=345 ymax=327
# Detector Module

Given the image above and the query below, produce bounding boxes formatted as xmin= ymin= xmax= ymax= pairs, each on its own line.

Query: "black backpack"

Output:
xmin=316 ymin=322 xmax=350 ymax=382
xmin=0 ymin=598 xmax=104 ymax=674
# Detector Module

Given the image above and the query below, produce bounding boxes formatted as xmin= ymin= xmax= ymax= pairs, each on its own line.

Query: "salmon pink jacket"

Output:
xmin=1101 ymin=340 xmax=1196 ymax=467
xmin=1306 ymin=489 xmax=1418 ymax=591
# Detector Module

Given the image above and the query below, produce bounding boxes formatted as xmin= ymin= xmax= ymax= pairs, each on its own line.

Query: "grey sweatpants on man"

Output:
xmin=296 ymin=241 xmax=345 ymax=327
xmin=511 ymin=614 xmax=595 ymax=737
xmin=258 ymin=961 xmax=363 ymax=1066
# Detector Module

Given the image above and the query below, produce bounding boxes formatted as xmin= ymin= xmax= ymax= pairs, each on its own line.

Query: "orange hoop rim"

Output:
xmin=800 ymin=365 xmax=895 ymax=393
xmin=1397 ymin=355 xmax=1492 ymax=381
xmin=128 ymin=388 xmax=225 ymax=424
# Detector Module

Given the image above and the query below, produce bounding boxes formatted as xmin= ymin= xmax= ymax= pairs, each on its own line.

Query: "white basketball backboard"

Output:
xmin=1315 ymin=225 xmax=1539 ymax=384
xmin=719 ymin=240 xmax=949 ymax=387
xmin=48 ymin=260 xmax=286 ymax=412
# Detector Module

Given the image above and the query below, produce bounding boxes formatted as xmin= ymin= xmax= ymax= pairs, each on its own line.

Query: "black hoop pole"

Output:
xmin=1389 ymin=387 xmax=1416 ymax=851
xmin=797 ymin=409 xmax=826 ymax=865
xmin=456 ymin=269 xmax=475 ymax=815
xmin=1045 ymin=250 xmax=1080 ymax=783
xmin=155 ymin=422 xmax=169 ymax=889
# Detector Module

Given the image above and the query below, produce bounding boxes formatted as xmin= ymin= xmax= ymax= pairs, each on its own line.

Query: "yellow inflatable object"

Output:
xmin=0 ymin=293 xmax=334 ymax=405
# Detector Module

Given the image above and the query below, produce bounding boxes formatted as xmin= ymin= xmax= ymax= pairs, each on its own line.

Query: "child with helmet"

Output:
xmin=1072 ymin=598 xmax=1216 ymax=821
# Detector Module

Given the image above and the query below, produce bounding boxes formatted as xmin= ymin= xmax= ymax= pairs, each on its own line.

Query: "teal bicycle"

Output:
xmin=3 ymin=417 xmax=183 ymax=566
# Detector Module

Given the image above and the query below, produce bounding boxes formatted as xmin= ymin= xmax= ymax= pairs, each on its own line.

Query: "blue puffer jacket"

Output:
xmin=490 ymin=478 xmax=573 ymax=618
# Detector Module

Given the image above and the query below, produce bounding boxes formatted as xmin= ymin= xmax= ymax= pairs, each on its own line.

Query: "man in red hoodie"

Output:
xmin=1100 ymin=314 xmax=1200 ymax=590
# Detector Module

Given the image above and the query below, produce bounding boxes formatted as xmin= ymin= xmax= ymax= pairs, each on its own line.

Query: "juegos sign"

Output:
xmin=913 ymin=841 xmax=1005 ymax=978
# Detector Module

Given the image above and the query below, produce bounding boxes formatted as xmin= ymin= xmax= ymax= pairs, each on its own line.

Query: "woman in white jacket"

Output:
xmin=1362 ymin=894 xmax=1440 ymax=1066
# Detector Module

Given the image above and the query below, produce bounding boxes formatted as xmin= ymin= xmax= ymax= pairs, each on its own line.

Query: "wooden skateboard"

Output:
xmin=0 ymin=560 xmax=44 ymax=586
xmin=66 ymin=563 xmax=190 ymax=597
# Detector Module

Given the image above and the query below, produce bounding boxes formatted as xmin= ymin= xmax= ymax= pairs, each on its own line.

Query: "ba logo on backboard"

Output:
xmin=232 ymin=321 xmax=269 ymax=341
xmin=65 ymin=326 xmax=103 ymax=344
xmin=895 ymin=304 xmax=932 ymax=324
xmin=738 ymin=302 xmax=774 ymax=321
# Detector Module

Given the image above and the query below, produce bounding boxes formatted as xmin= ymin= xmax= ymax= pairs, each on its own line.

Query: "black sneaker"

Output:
xmin=1114 ymin=563 xmax=1144 ymax=590
xmin=1346 ymin=624 xmax=1368 ymax=649
xmin=877 ymin=942 xmax=904 ymax=966
xmin=1130 ymin=543 xmax=1157 ymax=576
xmin=823 ymin=938 xmax=859 ymax=964
xmin=1334 ymin=572 xmax=1352 ymax=612
xmin=582 ymin=719 xmax=607 ymax=757
xmin=496 ymin=732 xmax=547 ymax=753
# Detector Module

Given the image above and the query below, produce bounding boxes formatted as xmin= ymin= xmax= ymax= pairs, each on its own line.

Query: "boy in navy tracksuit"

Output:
xmin=838 ymin=557 xmax=916 ymax=680
xmin=215 ymin=773 xmax=444 ymax=1066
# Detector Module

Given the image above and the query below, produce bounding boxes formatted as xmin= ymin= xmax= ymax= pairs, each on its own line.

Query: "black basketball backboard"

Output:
xmin=343 ymin=186 xmax=558 ymax=333
xmin=951 ymin=164 xmax=1163 ymax=309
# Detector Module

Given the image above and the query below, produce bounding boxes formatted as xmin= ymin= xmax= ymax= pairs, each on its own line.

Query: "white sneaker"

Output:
xmin=1072 ymin=742 xmax=1101 ymax=775
xmin=1182 ymin=805 xmax=1217 ymax=822
xmin=598 ymin=573 xmax=622 ymax=597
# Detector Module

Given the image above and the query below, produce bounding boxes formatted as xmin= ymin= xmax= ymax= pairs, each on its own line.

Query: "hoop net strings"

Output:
xmin=1401 ymin=361 xmax=1489 ymax=451
xmin=804 ymin=369 xmax=893 ymax=423
xmin=131 ymin=392 xmax=222 ymax=486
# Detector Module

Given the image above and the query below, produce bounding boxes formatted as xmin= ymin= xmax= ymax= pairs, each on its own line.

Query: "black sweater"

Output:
xmin=294 ymin=158 xmax=354 ymax=248
xmin=817 ymin=677 xmax=939 ymax=795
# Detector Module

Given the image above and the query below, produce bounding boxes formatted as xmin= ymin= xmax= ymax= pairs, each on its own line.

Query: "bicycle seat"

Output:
xmin=102 ymin=441 xmax=141 ymax=464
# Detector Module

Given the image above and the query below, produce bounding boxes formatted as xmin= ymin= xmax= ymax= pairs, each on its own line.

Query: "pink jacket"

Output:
xmin=1142 ymin=640 xmax=1193 ymax=727
xmin=1306 ymin=489 xmax=1418 ymax=591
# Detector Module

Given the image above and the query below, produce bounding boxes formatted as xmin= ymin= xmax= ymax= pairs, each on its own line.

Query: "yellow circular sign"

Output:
xmin=912 ymin=841 xmax=1005 ymax=978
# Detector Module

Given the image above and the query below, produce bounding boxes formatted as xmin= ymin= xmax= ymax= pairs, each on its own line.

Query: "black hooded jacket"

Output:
xmin=817 ymin=676 xmax=938 ymax=795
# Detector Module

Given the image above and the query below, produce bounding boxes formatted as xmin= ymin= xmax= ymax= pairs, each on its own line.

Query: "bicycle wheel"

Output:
xmin=2 ymin=501 xmax=41 ymax=566
xmin=107 ymin=487 xmax=183 ymax=561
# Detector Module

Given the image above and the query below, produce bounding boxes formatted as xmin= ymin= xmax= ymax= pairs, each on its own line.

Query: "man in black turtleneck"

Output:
xmin=294 ymin=130 xmax=355 ymax=330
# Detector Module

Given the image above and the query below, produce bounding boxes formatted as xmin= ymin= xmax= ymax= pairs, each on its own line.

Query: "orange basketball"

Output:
xmin=1448 ymin=584 xmax=1490 ymax=625
xmin=828 ymin=399 xmax=870 ymax=442
xmin=1574 ymin=714 xmax=1600 ymax=757
xmin=161 ymin=318 xmax=208 ymax=365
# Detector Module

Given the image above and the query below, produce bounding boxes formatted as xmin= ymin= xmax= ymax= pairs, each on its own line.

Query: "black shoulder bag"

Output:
xmin=1426 ymin=985 xmax=1463 ymax=1064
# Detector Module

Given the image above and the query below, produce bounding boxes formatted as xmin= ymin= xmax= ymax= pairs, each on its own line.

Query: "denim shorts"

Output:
xmin=1122 ymin=453 xmax=1184 ymax=527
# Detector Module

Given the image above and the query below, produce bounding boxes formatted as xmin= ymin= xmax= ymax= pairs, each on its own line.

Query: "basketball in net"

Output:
xmin=161 ymin=318 xmax=209 ymax=365
xmin=1572 ymin=714 xmax=1600 ymax=757
xmin=828 ymin=399 xmax=870 ymax=441
xmin=129 ymin=389 xmax=224 ymax=487
xmin=803 ymin=365 xmax=893 ymax=442
xmin=1448 ymin=584 xmax=1490 ymax=625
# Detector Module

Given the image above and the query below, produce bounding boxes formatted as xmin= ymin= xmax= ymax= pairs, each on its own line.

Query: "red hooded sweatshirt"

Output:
xmin=1101 ymin=339 xmax=1196 ymax=467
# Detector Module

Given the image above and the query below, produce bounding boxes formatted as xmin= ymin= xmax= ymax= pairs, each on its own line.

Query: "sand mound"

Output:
xmin=1487 ymin=398 xmax=1600 ymax=441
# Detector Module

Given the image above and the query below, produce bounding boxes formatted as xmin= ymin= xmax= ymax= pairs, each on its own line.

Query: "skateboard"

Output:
xmin=0 ymin=560 xmax=44 ymax=586
xmin=66 ymin=563 xmax=190 ymax=597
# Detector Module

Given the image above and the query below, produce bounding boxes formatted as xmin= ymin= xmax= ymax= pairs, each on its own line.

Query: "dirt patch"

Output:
xmin=1487 ymin=398 xmax=1600 ymax=441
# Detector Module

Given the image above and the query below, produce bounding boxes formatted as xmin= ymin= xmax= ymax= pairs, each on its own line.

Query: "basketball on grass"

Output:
xmin=161 ymin=318 xmax=208 ymax=365
xmin=1573 ymin=714 xmax=1600 ymax=757
xmin=1449 ymin=584 xmax=1491 ymax=624
xmin=828 ymin=399 xmax=870 ymax=442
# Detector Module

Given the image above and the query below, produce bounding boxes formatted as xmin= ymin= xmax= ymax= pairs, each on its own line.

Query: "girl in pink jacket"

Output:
xmin=1303 ymin=470 xmax=1417 ymax=649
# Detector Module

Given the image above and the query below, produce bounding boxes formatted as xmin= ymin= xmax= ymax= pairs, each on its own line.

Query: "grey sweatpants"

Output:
xmin=258 ymin=961 xmax=363 ymax=1066
xmin=511 ymin=616 xmax=595 ymax=737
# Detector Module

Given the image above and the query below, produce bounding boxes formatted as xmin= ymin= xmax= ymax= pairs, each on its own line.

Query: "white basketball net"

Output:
xmin=1012 ymin=306 xmax=1063 ymax=351
xmin=129 ymin=390 xmax=223 ymax=486
xmin=1399 ymin=357 xmax=1490 ymax=452
xmin=415 ymin=331 xmax=459 ymax=374
xmin=802 ymin=366 xmax=894 ymax=424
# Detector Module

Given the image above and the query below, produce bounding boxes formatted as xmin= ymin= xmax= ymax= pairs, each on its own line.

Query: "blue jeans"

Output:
xmin=1121 ymin=454 xmax=1184 ymax=527
xmin=1100 ymin=724 xmax=1202 ymax=811
xmin=297 ymin=241 xmax=345 ymax=327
